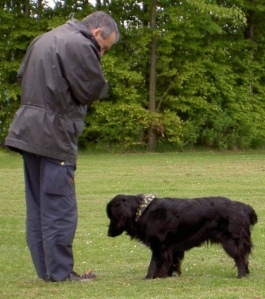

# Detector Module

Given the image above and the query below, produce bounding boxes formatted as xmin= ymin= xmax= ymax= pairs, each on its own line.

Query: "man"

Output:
xmin=4 ymin=11 xmax=119 ymax=282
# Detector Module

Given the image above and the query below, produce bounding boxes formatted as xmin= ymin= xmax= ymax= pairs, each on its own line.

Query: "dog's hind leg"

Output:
xmin=221 ymin=238 xmax=251 ymax=278
xmin=235 ymin=256 xmax=250 ymax=278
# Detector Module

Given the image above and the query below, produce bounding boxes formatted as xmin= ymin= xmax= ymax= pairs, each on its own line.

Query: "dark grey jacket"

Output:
xmin=4 ymin=19 xmax=108 ymax=164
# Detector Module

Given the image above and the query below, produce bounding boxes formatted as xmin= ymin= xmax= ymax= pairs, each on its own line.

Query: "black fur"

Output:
xmin=106 ymin=194 xmax=258 ymax=279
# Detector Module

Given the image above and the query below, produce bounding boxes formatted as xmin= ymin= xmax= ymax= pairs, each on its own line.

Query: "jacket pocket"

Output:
xmin=43 ymin=157 xmax=75 ymax=196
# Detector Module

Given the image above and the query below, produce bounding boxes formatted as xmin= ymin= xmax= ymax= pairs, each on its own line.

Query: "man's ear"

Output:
xmin=90 ymin=28 xmax=102 ymax=37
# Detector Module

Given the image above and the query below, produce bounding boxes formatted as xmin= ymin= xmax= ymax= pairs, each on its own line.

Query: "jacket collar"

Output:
xmin=67 ymin=19 xmax=101 ymax=54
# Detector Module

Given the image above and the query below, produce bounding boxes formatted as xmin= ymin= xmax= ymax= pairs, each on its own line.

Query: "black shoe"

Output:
xmin=42 ymin=276 xmax=52 ymax=282
xmin=44 ymin=270 xmax=96 ymax=282
xmin=64 ymin=271 xmax=81 ymax=281
xmin=43 ymin=271 xmax=80 ymax=282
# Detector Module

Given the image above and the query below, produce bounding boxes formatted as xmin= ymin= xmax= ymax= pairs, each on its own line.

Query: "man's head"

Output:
xmin=82 ymin=11 xmax=119 ymax=56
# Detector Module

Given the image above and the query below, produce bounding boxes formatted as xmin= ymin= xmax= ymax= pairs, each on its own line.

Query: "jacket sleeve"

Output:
xmin=61 ymin=38 xmax=109 ymax=105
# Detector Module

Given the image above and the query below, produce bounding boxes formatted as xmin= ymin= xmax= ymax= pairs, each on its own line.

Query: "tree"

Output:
xmin=148 ymin=0 xmax=157 ymax=150
xmin=0 ymin=1 xmax=46 ymax=141
xmin=1 ymin=0 xmax=265 ymax=150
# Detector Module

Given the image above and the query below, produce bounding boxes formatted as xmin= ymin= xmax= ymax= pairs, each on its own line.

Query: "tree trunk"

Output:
xmin=148 ymin=0 xmax=157 ymax=150
xmin=244 ymin=1 xmax=254 ymax=96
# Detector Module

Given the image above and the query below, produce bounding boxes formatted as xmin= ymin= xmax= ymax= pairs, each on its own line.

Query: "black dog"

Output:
xmin=106 ymin=194 xmax=258 ymax=279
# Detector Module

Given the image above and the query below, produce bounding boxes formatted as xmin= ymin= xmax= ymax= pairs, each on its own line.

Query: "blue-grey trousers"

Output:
xmin=22 ymin=151 xmax=77 ymax=281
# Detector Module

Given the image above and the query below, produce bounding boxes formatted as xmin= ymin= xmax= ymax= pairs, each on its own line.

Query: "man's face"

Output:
xmin=91 ymin=28 xmax=117 ymax=56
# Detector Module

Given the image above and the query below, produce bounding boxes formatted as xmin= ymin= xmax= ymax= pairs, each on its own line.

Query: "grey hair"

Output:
xmin=82 ymin=11 xmax=119 ymax=42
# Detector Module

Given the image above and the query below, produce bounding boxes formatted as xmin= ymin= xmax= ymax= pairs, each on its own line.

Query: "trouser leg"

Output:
xmin=23 ymin=153 xmax=47 ymax=279
xmin=40 ymin=157 xmax=77 ymax=281
xmin=23 ymin=152 xmax=77 ymax=281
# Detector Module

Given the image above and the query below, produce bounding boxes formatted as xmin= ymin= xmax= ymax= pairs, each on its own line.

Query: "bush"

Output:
xmin=79 ymin=102 xmax=184 ymax=150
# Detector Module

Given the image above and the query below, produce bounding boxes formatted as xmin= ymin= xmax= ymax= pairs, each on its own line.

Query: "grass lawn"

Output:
xmin=0 ymin=150 xmax=264 ymax=299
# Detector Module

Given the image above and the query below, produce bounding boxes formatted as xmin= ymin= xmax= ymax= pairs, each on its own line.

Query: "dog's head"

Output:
xmin=106 ymin=194 xmax=139 ymax=237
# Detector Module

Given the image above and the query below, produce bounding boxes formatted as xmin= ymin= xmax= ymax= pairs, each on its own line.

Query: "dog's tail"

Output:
xmin=245 ymin=204 xmax=258 ymax=226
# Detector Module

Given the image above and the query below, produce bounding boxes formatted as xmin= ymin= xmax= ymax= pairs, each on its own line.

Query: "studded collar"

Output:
xmin=135 ymin=194 xmax=156 ymax=222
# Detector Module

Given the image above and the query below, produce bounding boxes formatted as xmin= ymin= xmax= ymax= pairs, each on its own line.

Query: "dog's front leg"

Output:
xmin=168 ymin=250 xmax=185 ymax=276
xmin=145 ymin=251 xmax=158 ymax=279
xmin=146 ymin=248 xmax=173 ymax=279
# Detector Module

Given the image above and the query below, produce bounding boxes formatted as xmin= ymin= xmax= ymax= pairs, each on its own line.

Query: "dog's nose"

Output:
xmin=107 ymin=228 xmax=117 ymax=237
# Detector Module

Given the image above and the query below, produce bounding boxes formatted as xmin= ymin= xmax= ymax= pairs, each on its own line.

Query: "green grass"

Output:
xmin=0 ymin=150 xmax=265 ymax=299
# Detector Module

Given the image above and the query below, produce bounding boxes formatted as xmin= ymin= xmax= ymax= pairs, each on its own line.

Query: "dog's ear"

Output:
xmin=108 ymin=196 xmax=129 ymax=220
xmin=111 ymin=196 xmax=127 ymax=209
xmin=113 ymin=201 xmax=122 ymax=208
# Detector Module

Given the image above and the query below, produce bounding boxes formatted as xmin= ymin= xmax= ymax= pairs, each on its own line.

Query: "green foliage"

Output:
xmin=148 ymin=0 xmax=265 ymax=150
xmin=80 ymin=102 xmax=184 ymax=149
xmin=0 ymin=2 xmax=49 ymax=141
xmin=81 ymin=102 xmax=151 ymax=148
xmin=101 ymin=55 xmax=145 ymax=104
xmin=0 ymin=1 xmax=94 ymax=142
xmin=1 ymin=0 xmax=265 ymax=150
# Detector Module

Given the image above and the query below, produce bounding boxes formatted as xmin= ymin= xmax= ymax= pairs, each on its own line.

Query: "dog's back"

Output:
xmin=189 ymin=196 xmax=257 ymax=226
